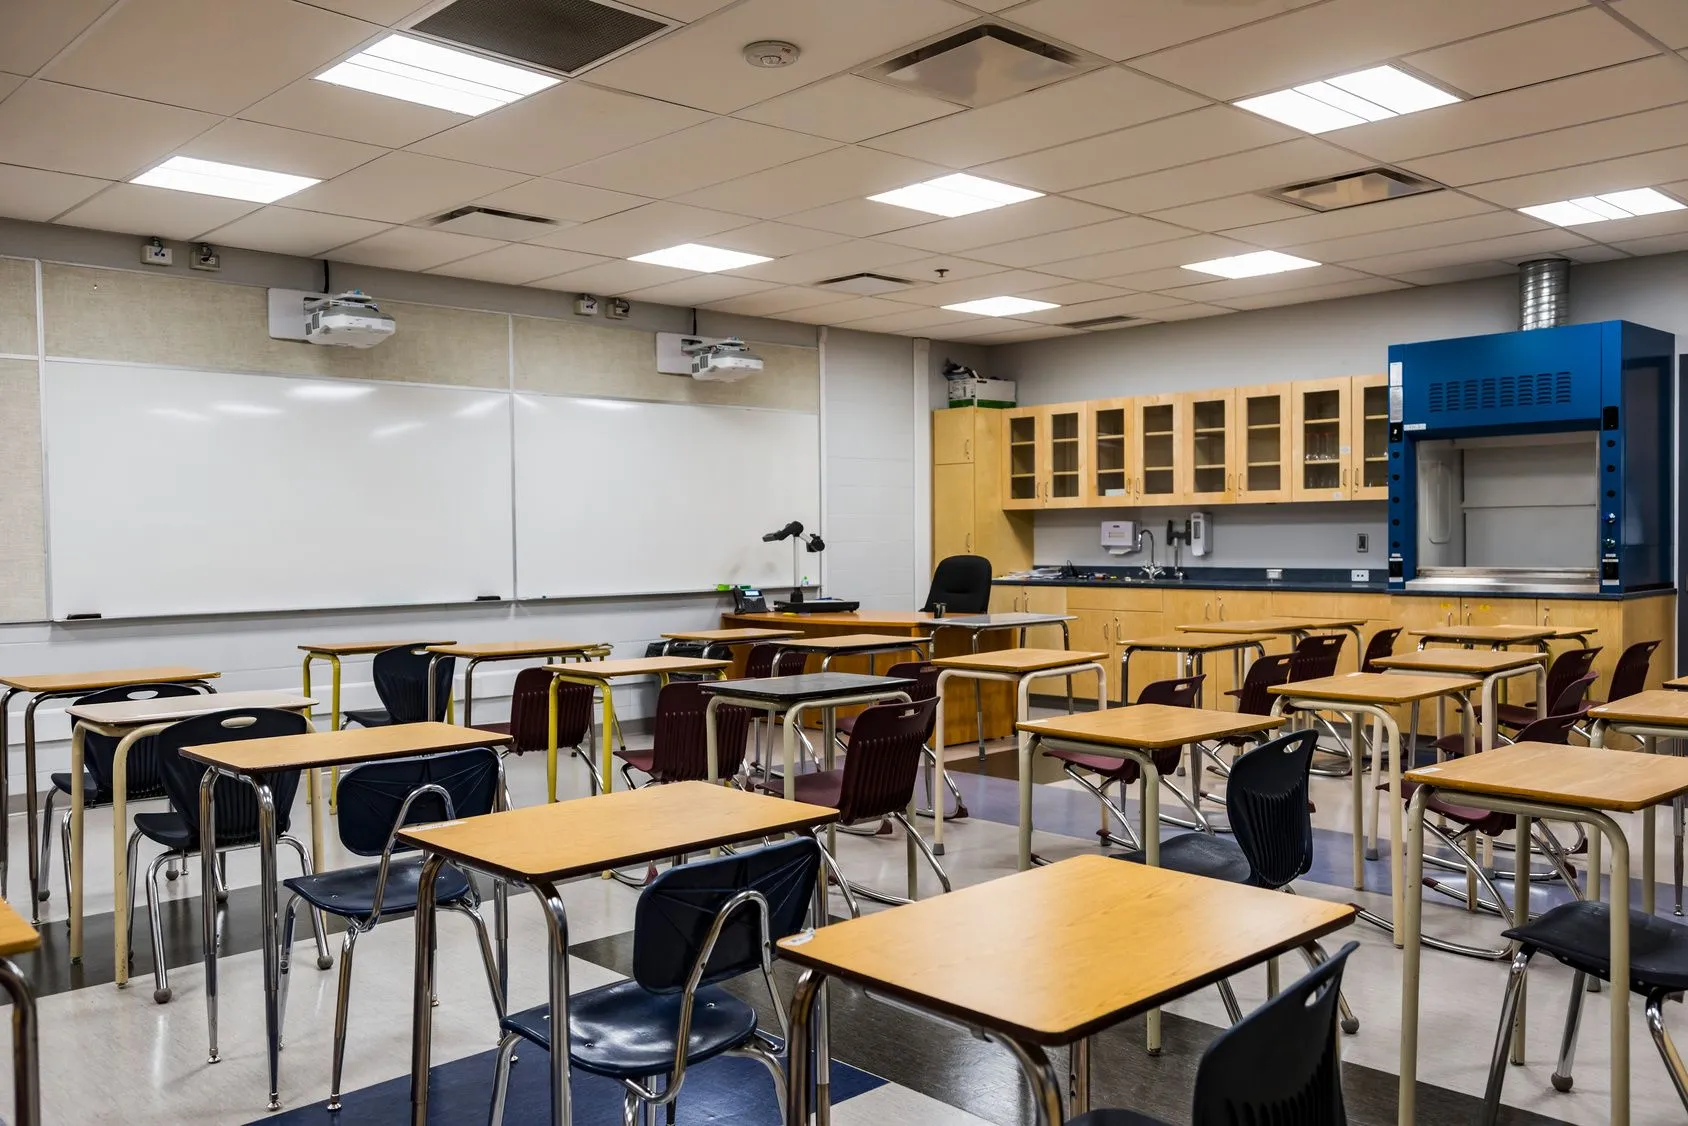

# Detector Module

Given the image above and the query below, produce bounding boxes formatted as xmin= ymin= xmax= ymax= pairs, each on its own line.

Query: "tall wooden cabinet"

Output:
xmin=932 ymin=407 xmax=1033 ymax=572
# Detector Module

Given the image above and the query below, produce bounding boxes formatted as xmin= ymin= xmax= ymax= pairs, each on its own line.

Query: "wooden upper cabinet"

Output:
xmin=1351 ymin=374 xmax=1389 ymax=501
xmin=932 ymin=407 xmax=975 ymax=465
xmin=1134 ymin=395 xmax=1181 ymax=506
xmin=1002 ymin=407 xmax=1042 ymax=510
xmin=1291 ymin=377 xmax=1353 ymax=501
xmin=1086 ymin=398 xmax=1133 ymax=505
xmin=1044 ymin=403 xmax=1088 ymax=508
xmin=1178 ymin=389 xmax=1235 ymax=507
xmin=1233 ymin=384 xmax=1293 ymax=504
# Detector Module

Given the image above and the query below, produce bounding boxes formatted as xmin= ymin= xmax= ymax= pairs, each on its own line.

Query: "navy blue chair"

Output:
xmin=342 ymin=645 xmax=453 ymax=728
xmin=278 ymin=747 xmax=505 ymax=1111
xmin=137 ymin=708 xmax=327 ymax=1004
xmin=488 ymin=837 xmax=821 ymax=1125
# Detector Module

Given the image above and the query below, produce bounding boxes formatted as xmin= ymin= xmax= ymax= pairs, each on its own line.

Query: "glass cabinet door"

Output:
xmin=1180 ymin=390 xmax=1233 ymax=505
xmin=1087 ymin=399 xmax=1132 ymax=504
xmin=1233 ymin=386 xmax=1292 ymax=503
xmin=1045 ymin=404 xmax=1086 ymax=507
xmin=1002 ymin=407 xmax=1041 ymax=509
xmin=1136 ymin=395 xmax=1180 ymax=504
xmin=1292 ymin=378 xmax=1352 ymax=501
xmin=1352 ymin=374 xmax=1389 ymax=501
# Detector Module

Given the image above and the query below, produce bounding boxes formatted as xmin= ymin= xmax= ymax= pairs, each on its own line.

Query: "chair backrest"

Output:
xmin=1607 ymin=640 xmax=1661 ymax=702
xmin=1543 ymin=646 xmax=1601 ymax=709
xmin=922 ymin=554 xmax=993 ymax=614
xmin=1360 ymin=627 xmax=1402 ymax=673
xmin=1513 ymin=712 xmax=1580 ymax=745
xmin=336 ymin=747 xmax=501 ymax=856
xmin=648 ymin=681 xmax=753 ymax=782
xmin=1290 ymin=634 xmax=1346 ymax=681
xmin=372 ymin=645 xmax=454 ymax=724
xmin=1189 ymin=941 xmax=1356 ymax=1126
xmin=882 ymin=661 xmax=940 ymax=703
xmin=744 ymin=644 xmax=808 ymax=679
xmin=74 ymin=682 xmax=203 ymax=799
xmin=505 ymin=666 xmax=592 ymax=754
xmin=632 ymin=836 xmax=820 ymax=993
xmin=835 ymin=697 xmax=939 ymax=823
xmin=153 ymin=709 xmax=309 ymax=846
xmin=1548 ymin=672 xmax=1599 ymax=717
xmin=1236 ymin=654 xmax=1295 ymax=717
xmin=1136 ymin=675 xmax=1203 ymax=708
xmin=1225 ymin=729 xmax=1320 ymax=890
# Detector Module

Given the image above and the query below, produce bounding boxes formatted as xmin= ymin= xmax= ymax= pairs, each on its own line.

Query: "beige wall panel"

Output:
xmin=0 ymin=258 xmax=37 ymax=357
xmin=0 ymin=357 xmax=46 ymax=621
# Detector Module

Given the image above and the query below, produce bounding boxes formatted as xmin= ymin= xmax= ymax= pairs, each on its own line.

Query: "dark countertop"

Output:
xmin=995 ymin=566 xmax=1673 ymax=601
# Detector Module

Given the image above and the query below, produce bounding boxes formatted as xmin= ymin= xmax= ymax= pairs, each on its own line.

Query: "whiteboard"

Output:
xmin=42 ymin=361 xmax=514 ymax=619
xmin=513 ymin=394 xmax=819 ymax=598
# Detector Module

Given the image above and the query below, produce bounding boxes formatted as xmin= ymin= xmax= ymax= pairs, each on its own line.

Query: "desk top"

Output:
xmin=733 ymin=610 xmax=936 ymax=629
xmin=776 ymin=855 xmax=1354 ymax=1044
xmin=398 ymin=781 xmax=838 ymax=883
xmin=0 ymin=666 xmax=221 ymax=693
xmin=1271 ymin=671 xmax=1480 ymax=705
xmin=1373 ymin=650 xmax=1546 ymax=675
xmin=1119 ymin=631 xmax=1274 ymax=651
xmin=931 ymin=648 xmax=1105 ymax=674
xmin=1406 ymin=742 xmax=1688 ymax=812
xmin=68 ymin=690 xmax=314 ymax=727
xmin=1019 ymin=704 xmax=1283 ymax=750
xmin=929 ymin=613 xmax=1075 ymax=630
xmin=1666 ymin=676 xmax=1688 ymax=692
xmin=702 ymin=672 xmax=914 ymax=705
xmin=769 ymin=633 xmax=933 ymax=652
xmin=1176 ymin=618 xmax=1365 ymax=635
xmin=427 ymin=641 xmax=602 ymax=659
xmin=297 ymin=641 xmax=453 ymax=657
xmin=1409 ymin=625 xmax=1555 ymax=645
xmin=0 ymin=899 xmax=39 ymax=957
xmin=1589 ymin=690 xmax=1688 ymax=726
xmin=180 ymin=721 xmax=512 ymax=774
xmin=545 ymin=657 xmax=729 ymax=680
xmin=662 ymin=628 xmax=803 ymax=643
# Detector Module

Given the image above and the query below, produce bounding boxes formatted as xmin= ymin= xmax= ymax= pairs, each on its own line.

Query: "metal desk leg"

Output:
xmin=0 ymin=955 xmax=38 ymax=1126
xmin=67 ymin=724 xmax=85 ymax=962
xmin=1385 ymin=708 xmax=1406 ymax=944
xmin=546 ymin=674 xmax=561 ymax=803
xmin=1120 ymin=649 xmax=1133 ymax=708
xmin=1644 ymin=736 xmax=1657 ymax=916
xmin=1351 ymin=713 xmax=1367 ymax=878
xmin=21 ymin=696 xmax=44 ymax=921
xmin=1398 ymin=784 xmax=1431 ymax=1126
xmin=811 ymin=845 xmax=833 ymax=1126
xmin=1675 ymin=787 xmax=1684 ymax=917
xmin=463 ymin=658 xmax=480 ymax=728
xmin=933 ymin=672 xmax=949 ymax=855
xmin=534 ymin=880 xmax=573 ymax=1126
xmin=599 ymin=684 xmax=619 ymax=799
xmin=784 ymin=702 xmax=806 ymax=802
xmin=1605 ymin=818 xmax=1633 ymax=1126
xmin=972 ymin=631 xmax=986 ymax=759
xmin=705 ymin=695 xmax=722 ymax=782
xmin=0 ymin=687 xmax=13 ymax=905
xmin=995 ymin=1036 xmax=1066 ymax=1126
xmin=109 ymin=725 xmax=154 ymax=987
xmin=328 ymin=655 xmax=344 ymax=812
xmin=252 ymin=781 xmax=285 ymax=1109
xmin=1018 ymin=730 xmax=1036 ymax=871
xmin=1068 ymin=1037 xmax=1090 ymax=1116
xmin=1061 ymin=620 xmax=1073 ymax=714
xmin=822 ymin=706 xmax=838 ymax=856
xmin=787 ymin=969 xmax=824 ymax=1126
xmin=1511 ymin=814 xmax=1532 ymax=1065
xmin=409 ymin=854 xmax=445 ymax=1126
xmin=1589 ymin=721 xmax=1607 ymax=904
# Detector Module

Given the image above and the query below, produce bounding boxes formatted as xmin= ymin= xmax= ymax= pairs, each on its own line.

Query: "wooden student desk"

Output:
xmin=64 ymin=689 xmax=311 ymax=986
xmin=659 ymin=627 xmax=801 ymax=658
xmin=1398 ymin=744 xmax=1688 ymax=1126
xmin=928 ymin=612 xmax=1078 ymax=748
xmin=1178 ymin=616 xmax=1371 ymax=661
xmin=1117 ymin=631 xmax=1272 ymax=706
xmin=1588 ymin=690 xmax=1688 ymax=915
xmin=400 ymin=782 xmax=838 ymax=1126
xmin=181 ymin=721 xmax=512 ymax=1113
xmin=0 ymin=665 xmax=219 ymax=919
xmin=0 ymin=898 xmax=41 ymax=1126
xmin=1372 ymin=648 xmax=1547 ymax=755
xmin=424 ymin=640 xmax=605 ymax=726
xmin=778 ymin=855 xmax=1356 ymax=1125
xmin=1410 ymin=624 xmax=1558 ymax=649
xmin=298 ymin=640 xmax=451 ymax=731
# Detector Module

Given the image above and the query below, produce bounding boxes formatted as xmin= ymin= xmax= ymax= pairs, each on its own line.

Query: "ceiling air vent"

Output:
xmin=1063 ymin=314 xmax=1139 ymax=331
xmin=414 ymin=0 xmax=668 ymax=76
xmin=1270 ymin=168 xmax=1442 ymax=213
xmin=815 ymin=272 xmax=918 ymax=296
xmin=863 ymin=26 xmax=1095 ymax=107
xmin=428 ymin=206 xmax=558 ymax=240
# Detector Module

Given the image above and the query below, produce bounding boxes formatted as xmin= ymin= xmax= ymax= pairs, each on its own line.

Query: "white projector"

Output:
xmin=685 ymin=337 xmax=763 ymax=382
xmin=303 ymin=292 xmax=396 ymax=348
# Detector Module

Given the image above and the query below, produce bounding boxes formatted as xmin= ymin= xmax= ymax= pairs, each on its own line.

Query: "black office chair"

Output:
xmin=136 ymin=708 xmax=329 ymax=1004
xmin=1068 ymin=942 xmax=1357 ymax=1126
xmin=487 ymin=837 xmax=820 ymax=1126
xmin=278 ymin=747 xmax=506 ymax=1111
xmin=922 ymin=554 xmax=993 ymax=614
xmin=342 ymin=645 xmax=454 ymax=728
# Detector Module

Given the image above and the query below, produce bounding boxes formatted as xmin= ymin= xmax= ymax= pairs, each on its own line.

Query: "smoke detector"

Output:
xmin=744 ymin=40 xmax=799 ymax=68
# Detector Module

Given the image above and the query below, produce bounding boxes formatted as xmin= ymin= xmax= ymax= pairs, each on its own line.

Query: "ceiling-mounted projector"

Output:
xmin=684 ymin=336 xmax=763 ymax=382
xmin=303 ymin=291 xmax=395 ymax=348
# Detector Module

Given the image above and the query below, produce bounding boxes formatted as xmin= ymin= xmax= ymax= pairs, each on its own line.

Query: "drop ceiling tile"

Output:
xmin=0 ymin=163 xmax=110 ymax=222
xmin=305 ymin=0 xmax=427 ymax=21
xmin=976 ymin=105 xmax=1294 ymax=194
xmin=330 ymin=227 xmax=506 ymax=271
xmin=1226 ymin=191 xmax=1497 ymax=249
xmin=864 ymin=67 xmax=1207 ymax=169
xmin=734 ymin=74 xmax=961 ymax=143
xmin=877 ymin=196 xmax=1123 ymax=254
xmin=1611 ymin=0 xmax=1688 ymax=47
xmin=791 ymin=296 xmax=920 ymax=324
xmin=707 ymin=222 xmax=849 ymax=257
xmin=1016 ymin=281 xmax=1135 ymax=305
xmin=1403 ymin=8 xmax=1655 ymax=98
xmin=1070 ymin=138 xmax=1362 ymax=215
xmin=241 ymin=77 xmax=466 ymax=149
xmin=620 ymin=274 xmax=780 ymax=306
xmin=410 ymin=83 xmax=709 ymax=176
xmin=883 ymin=269 xmax=1074 ymax=308
xmin=1562 ymin=243 xmax=1631 ymax=263
xmin=54 ymin=183 xmax=260 ymax=240
xmin=832 ymin=307 xmax=977 ymax=333
xmin=532 ymin=258 xmax=691 ymax=295
xmin=1342 ymin=229 xmax=1596 ymax=276
xmin=42 ymin=0 xmax=374 ymax=115
xmin=0 ymin=82 xmax=217 ymax=179
xmin=0 ymin=1 xmax=120 ymax=76
xmin=1004 ymin=0 xmax=1325 ymax=61
xmin=425 ymin=244 xmax=609 ymax=285
xmin=476 ymin=179 xmax=648 ymax=225
xmin=889 ymin=256 xmax=1003 ymax=283
xmin=1298 ymin=211 xmax=1548 ymax=264
xmin=1132 ymin=0 xmax=1583 ymax=102
xmin=1017 ymin=293 xmax=1179 ymax=323
xmin=1153 ymin=265 xmax=1372 ymax=304
xmin=1140 ymin=302 xmax=1233 ymax=321
xmin=677 ymin=147 xmax=949 ymax=220
xmin=779 ymin=198 xmax=938 ymax=237
xmin=1098 ymin=266 xmax=1217 ymax=292
xmin=928 ymin=317 xmax=1045 ymax=340
xmin=586 ymin=0 xmax=974 ymax=114
xmin=198 ymin=206 xmax=390 ymax=256
xmin=1402 ymin=103 xmax=1688 ymax=189
xmin=963 ymin=324 xmax=1082 ymax=343
xmin=965 ymin=216 xmax=1191 ymax=268
xmin=554 ymin=118 xmax=837 ymax=198
xmin=1146 ymin=193 xmax=1309 ymax=233
xmin=532 ymin=201 xmax=752 ymax=257
xmin=734 ymin=238 xmax=931 ymax=284
xmin=1462 ymin=144 xmax=1688 ymax=209
xmin=1605 ymin=231 xmax=1688 ymax=257
xmin=176 ymin=119 xmax=386 ymax=181
xmin=285 ymin=151 xmax=526 ymax=223
xmin=1391 ymin=262 xmax=1517 ymax=285
xmin=0 ymin=74 xmax=21 ymax=101
xmin=623 ymin=0 xmax=736 ymax=18
xmin=704 ymin=287 xmax=851 ymax=317
xmin=1573 ymin=208 xmax=1688 ymax=245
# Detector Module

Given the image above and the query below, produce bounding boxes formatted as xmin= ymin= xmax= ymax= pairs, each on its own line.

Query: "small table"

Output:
xmin=1398 ymin=743 xmax=1688 ymax=1126
xmin=1178 ymin=616 xmax=1371 ymax=660
xmin=402 ymin=782 xmax=838 ymax=1126
xmin=659 ymin=627 xmax=801 ymax=659
xmin=1372 ymin=649 xmax=1547 ymax=755
xmin=298 ymin=641 xmax=451 ymax=731
xmin=0 ymin=899 xmax=40 ymax=1126
xmin=65 ymin=689 xmax=312 ymax=985
xmin=928 ymin=613 xmax=1077 ymax=746
xmin=1269 ymin=672 xmax=1481 ymax=941
xmin=544 ymin=657 xmax=730 ymax=801
xmin=1665 ymin=675 xmax=1688 ymax=690
xmin=1117 ymin=631 xmax=1272 ymax=706
xmin=778 ymin=855 xmax=1356 ymax=1125
xmin=0 ymin=665 xmax=219 ymax=919
xmin=424 ymin=641 xmax=605 ymax=726
xmin=1588 ymin=690 xmax=1688 ymax=914
xmin=183 ymin=721 xmax=513 ymax=1112
xmin=1410 ymin=624 xmax=1557 ymax=650
xmin=768 ymin=632 xmax=932 ymax=670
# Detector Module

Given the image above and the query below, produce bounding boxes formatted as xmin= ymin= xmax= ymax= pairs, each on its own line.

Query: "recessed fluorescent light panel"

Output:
xmin=628 ymin=244 xmax=772 ymax=272
xmin=316 ymin=34 xmax=559 ymax=116
xmin=130 ymin=156 xmax=319 ymax=203
xmin=869 ymin=174 xmax=1042 ymax=218
xmin=1520 ymin=188 xmax=1686 ymax=227
xmin=943 ymin=296 xmax=1060 ymax=317
xmin=1182 ymin=251 xmax=1320 ymax=279
xmin=1236 ymin=65 xmax=1459 ymax=134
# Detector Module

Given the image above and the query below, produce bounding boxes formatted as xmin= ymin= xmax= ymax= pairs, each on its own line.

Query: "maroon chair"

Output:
xmin=615 ymin=681 xmax=753 ymax=788
xmin=1361 ymin=627 xmax=1403 ymax=673
xmin=476 ymin=666 xmax=599 ymax=792
xmin=1492 ymin=646 xmax=1601 ymax=733
xmin=1433 ymin=673 xmax=1599 ymax=759
xmin=834 ymin=662 xmax=965 ymax=820
xmin=1291 ymin=634 xmax=1346 ymax=680
xmin=743 ymin=644 xmax=811 ymax=777
xmin=1590 ymin=639 xmax=1661 ymax=706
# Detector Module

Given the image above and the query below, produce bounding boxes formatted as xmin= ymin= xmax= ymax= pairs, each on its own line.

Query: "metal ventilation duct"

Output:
xmin=1519 ymin=258 xmax=1570 ymax=330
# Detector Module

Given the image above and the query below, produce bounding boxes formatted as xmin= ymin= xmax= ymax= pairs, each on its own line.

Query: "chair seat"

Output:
xmin=759 ymin=769 xmax=843 ymax=809
xmin=1068 ymin=1112 xmax=1172 ymax=1126
xmin=1117 ymin=833 xmax=1252 ymax=885
xmin=835 ymin=714 xmax=858 ymax=737
xmin=475 ymin=721 xmax=512 ymax=736
xmin=1398 ymin=780 xmax=1511 ymax=836
xmin=1492 ymin=702 xmax=1539 ymax=730
xmin=1506 ymin=901 xmax=1688 ymax=994
xmin=49 ymin=770 xmax=105 ymax=804
xmin=501 ymin=981 xmax=759 ymax=1079
xmin=135 ymin=810 xmax=269 ymax=852
xmin=283 ymin=856 xmax=473 ymax=920
xmin=615 ymin=747 xmax=656 ymax=775
xmin=342 ymin=708 xmax=392 ymax=729
xmin=1043 ymin=746 xmax=1142 ymax=781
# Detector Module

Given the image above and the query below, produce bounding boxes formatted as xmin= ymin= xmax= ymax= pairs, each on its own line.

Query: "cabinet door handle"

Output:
xmin=964 ymin=532 xmax=971 ymax=553
xmin=1341 ymin=466 xmax=1348 ymax=490
xmin=1217 ymin=597 xmax=1226 ymax=621
xmin=1100 ymin=620 xmax=1110 ymax=643
xmin=1204 ymin=602 xmax=1212 ymax=621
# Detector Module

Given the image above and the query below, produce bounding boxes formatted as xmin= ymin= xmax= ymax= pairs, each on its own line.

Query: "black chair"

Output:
xmin=278 ymin=747 xmax=506 ymax=1111
xmin=1068 ymin=941 xmax=1357 ymax=1126
xmin=921 ymin=554 xmax=992 ymax=614
xmin=135 ymin=708 xmax=328 ymax=1004
xmin=342 ymin=645 xmax=454 ymax=728
xmin=39 ymin=682 xmax=203 ymax=904
xmin=1482 ymin=904 xmax=1688 ymax=1121
xmin=488 ymin=837 xmax=821 ymax=1126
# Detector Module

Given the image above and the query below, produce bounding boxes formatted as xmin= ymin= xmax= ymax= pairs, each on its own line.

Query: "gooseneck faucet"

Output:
xmin=1137 ymin=528 xmax=1164 ymax=580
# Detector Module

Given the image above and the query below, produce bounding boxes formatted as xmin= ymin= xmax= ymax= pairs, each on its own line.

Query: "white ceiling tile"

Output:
xmin=619 ymin=274 xmax=779 ymax=306
xmin=732 ymin=239 xmax=932 ymax=285
xmin=1573 ymin=208 xmax=1688 ymax=245
xmin=1153 ymin=264 xmax=1372 ymax=303
xmin=882 ymin=269 xmax=1075 ymax=307
xmin=788 ymin=296 xmax=919 ymax=324
xmin=1342 ymin=229 xmax=1597 ymax=276
xmin=864 ymin=67 xmax=1207 ymax=169
xmin=0 ymin=163 xmax=110 ymax=222
xmin=832 ymin=307 xmax=978 ymax=333
xmin=1562 ymin=243 xmax=1631 ymax=263
xmin=240 ymin=77 xmax=466 ymax=149
xmin=410 ymin=83 xmax=709 ymax=176
xmin=1403 ymin=103 xmax=1688 ymax=189
xmin=1096 ymin=266 xmax=1214 ymax=292
xmin=1139 ymin=302 xmax=1234 ymax=321
xmin=54 ymin=183 xmax=261 ymax=240
xmin=198 ymin=206 xmax=390 ymax=256
xmin=620 ymin=0 xmax=737 ymax=19
xmin=927 ymin=317 xmax=1043 ymax=340
xmin=707 ymin=221 xmax=848 ymax=257
xmin=176 ymin=119 xmax=386 ymax=181
xmin=1225 ymin=191 xmax=1497 ymax=248
xmin=1297 ymin=211 xmax=1548 ymax=263
xmin=425 ymin=244 xmax=609 ymax=285
xmin=0 ymin=0 xmax=119 ymax=75
xmin=877 ymin=196 xmax=1123 ymax=254
xmin=532 ymin=201 xmax=752 ymax=257
xmin=734 ymin=74 xmax=962 ymax=143
xmin=1016 ymin=281 xmax=1134 ymax=305
xmin=1071 ymin=138 xmax=1362 ymax=215
xmin=677 ymin=147 xmax=948 ymax=220
xmin=553 ymin=118 xmax=837 ymax=198
xmin=330 ymin=227 xmax=506 ymax=271
xmin=1146 ymin=193 xmax=1309 ymax=233
xmin=1403 ymin=8 xmax=1655 ymax=98
xmin=531 ymin=258 xmax=692 ymax=295
xmin=959 ymin=324 xmax=1081 ymax=343
xmin=302 ymin=0 xmax=427 ymax=21
xmin=586 ymin=0 xmax=974 ymax=114
xmin=42 ymin=0 xmax=374 ymax=115
xmin=1462 ymin=144 xmax=1688 ymax=209
xmin=285 ymin=151 xmax=526 ymax=223
xmin=703 ymin=287 xmax=852 ymax=317
xmin=1390 ymin=262 xmax=1518 ymax=286
xmin=1044 ymin=234 xmax=1262 ymax=281
xmin=778 ymin=198 xmax=937 ymax=237
xmin=889 ymin=256 xmax=1004 ymax=283
xmin=0 ymin=74 xmax=21 ymax=101
xmin=0 ymin=82 xmax=218 ymax=179
xmin=475 ymin=179 xmax=648 ymax=225
xmin=1611 ymin=0 xmax=1688 ymax=47
xmin=965 ymin=216 xmax=1192 ymax=268
xmin=1004 ymin=0 xmax=1325 ymax=60
xmin=1017 ymin=293 xmax=1178 ymax=323
xmin=1604 ymin=231 xmax=1688 ymax=258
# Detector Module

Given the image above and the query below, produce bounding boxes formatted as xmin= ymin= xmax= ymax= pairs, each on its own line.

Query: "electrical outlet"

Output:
xmin=1351 ymin=569 xmax=1370 ymax=583
xmin=190 ymin=242 xmax=220 ymax=272
xmin=140 ymin=237 xmax=172 ymax=267
xmin=1266 ymin=568 xmax=1284 ymax=581
xmin=1356 ymin=532 xmax=1369 ymax=553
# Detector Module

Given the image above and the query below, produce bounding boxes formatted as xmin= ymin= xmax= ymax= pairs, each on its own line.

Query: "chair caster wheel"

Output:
xmin=1551 ymin=1073 xmax=1573 ymax=1092
xmin=1364 ymin=847 xmax=1380 ymax=861
xmin=215 ymin=890 xmax=228 ymax=904
xmin=154 ymin=987 xmax=171 ymax=1004
xmin=317 ymin=955 xmax=334 ymax=970
xmin=953 ymin=804 xmax=969 ymax=820
xmin=35 ymin=890 xmax=48 ymax=902
xmin=165 ymin=869 xmax=179 ymax=882
xmin=1341 ymin=1017 xmax=1359 ymax=1035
